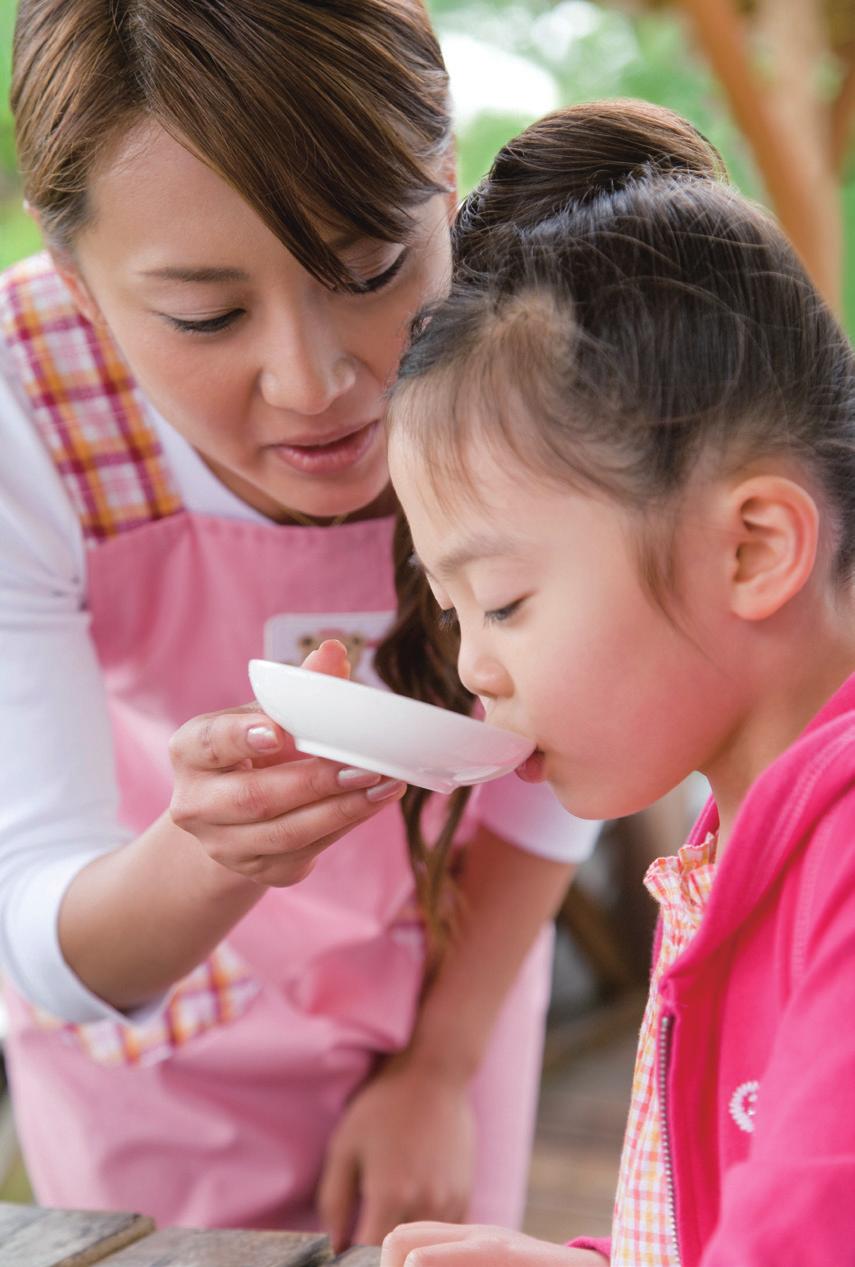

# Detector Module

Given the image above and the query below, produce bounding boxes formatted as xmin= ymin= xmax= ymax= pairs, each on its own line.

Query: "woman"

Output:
xmin=0 ymin=0 xmax=597 ymax=1245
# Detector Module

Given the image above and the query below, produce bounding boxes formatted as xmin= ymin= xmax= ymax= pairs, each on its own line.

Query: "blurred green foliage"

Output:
xmin=0 ymin=0 xmax=852 ymax=333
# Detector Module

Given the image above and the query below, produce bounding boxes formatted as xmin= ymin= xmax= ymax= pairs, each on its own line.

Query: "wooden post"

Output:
xmin=674 ymin=0 xmax=843 ymax=311
xmin=755 ymin=0 xmax=842 ymax=308
xmin=832 ymin=42 xmax=855 ymax=172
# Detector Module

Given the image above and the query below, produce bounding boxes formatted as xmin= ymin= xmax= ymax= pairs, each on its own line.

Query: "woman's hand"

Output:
xmin=381 ymin=1224 xmax=607 ymax=1265
xmin=319 ymin=1051 xmax=476 ymax=1251
xmin=168 ymin=639 xmax=405 ymax=887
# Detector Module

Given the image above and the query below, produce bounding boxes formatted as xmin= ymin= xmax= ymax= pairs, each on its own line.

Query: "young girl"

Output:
xmin=0 ymin=0 xmax=623 ymax=1243
xmin=381 ymin=106 xmax=855 ymax=1265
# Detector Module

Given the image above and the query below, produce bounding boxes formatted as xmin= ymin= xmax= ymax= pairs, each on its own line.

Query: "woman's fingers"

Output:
xmin=200 ymin=773 xmax=406 ymax=857
xmin=172 ymin=756 xmax=387 ymax=828
xmin=169 ymin=705 xmax=295 ymax=774
xmin=174 ymin=775 xmax=406 ymax=885
xmin=167 ymin=641 xmax=403 ymax=886
xmin=318 ymin=1138 xmax=360 ymax=1254
xmin=171 ymin=636 xmax=352 ymax=776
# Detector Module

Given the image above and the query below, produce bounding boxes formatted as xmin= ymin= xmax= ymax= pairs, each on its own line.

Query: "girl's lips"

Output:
xmin=270 ymin=420 xmax=380 ymax=476
xmin=515 ymin=748 xmax=547 ymax=783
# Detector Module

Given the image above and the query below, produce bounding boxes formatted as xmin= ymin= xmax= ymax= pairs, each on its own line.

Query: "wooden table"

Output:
xmin=0 ymin=1202 xmax=380 ymax=1266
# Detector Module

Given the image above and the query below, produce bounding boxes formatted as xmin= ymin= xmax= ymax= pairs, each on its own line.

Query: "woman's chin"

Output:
xmin=263 ymin=469 xmax=394 ymax=524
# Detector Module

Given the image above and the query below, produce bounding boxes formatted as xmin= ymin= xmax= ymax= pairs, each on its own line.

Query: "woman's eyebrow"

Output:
xmin=138 ymin=265 xmax=249 ymax=284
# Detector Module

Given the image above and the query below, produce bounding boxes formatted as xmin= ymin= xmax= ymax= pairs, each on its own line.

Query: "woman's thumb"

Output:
xmin=302 ymin=638 xmax=352 ymax=680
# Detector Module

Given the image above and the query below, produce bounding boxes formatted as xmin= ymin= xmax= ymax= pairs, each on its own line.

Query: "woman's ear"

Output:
xmin=47 ymin=249 xmax=103 ymax=326
xmin=724 ymin=475 xmax=820 ymax=621
xmin=23 ymin=203 xmax=101 ymax=323
xmin=439 ymin=141 xmax=459 ymax=221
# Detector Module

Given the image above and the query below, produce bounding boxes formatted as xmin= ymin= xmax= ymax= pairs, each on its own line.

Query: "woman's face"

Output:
xmin=65 ymin=122 xmax=455 ymax=521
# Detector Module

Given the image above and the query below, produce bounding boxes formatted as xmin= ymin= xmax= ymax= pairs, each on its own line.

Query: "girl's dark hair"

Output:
xmin=377 ymin=102 xmax=731 ymax=949
xmin=453 ymin=98 xmax=726 ymax=273
xmin=11 ymin=0 xmax=450 ymax=289
xmin=388 ymin=105 xmax=855 ymax=618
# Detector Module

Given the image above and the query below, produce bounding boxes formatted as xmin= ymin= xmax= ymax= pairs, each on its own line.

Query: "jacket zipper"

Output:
xmin=658 ymin=1011 xmax=682 ymax=1266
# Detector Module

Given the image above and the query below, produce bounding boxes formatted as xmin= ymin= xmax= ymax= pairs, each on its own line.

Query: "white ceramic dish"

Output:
xmin=248 ymin=659 xmax=535 ymax=794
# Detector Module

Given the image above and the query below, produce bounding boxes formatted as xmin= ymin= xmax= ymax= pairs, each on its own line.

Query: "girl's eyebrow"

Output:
xmin=411 ymin=535 xmax=523 ymax=581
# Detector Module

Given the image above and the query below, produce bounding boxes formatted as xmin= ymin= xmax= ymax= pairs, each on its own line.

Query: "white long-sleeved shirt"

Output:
xmin=0 ymin=341 xmax=599 ymax=1022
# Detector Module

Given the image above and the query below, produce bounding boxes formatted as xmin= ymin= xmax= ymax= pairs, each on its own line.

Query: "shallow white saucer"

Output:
xmin=248 ymin=659 xmax=535 ymax=794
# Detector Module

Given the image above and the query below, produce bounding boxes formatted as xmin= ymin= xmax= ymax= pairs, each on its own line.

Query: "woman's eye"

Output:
xmin=350 ymin=249 xmax=410 ymax=295
xmin=437 ymin=607 xmax=459 ymax=632
xmin=484 ymin=599 xmax=524 ymax=625
xmin=163 ymin=309 xmax=244 ymax=335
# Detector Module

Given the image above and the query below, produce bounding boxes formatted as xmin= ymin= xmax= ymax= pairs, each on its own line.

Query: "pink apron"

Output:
xmin=1 ymin=255 xmax=552 ymax=1232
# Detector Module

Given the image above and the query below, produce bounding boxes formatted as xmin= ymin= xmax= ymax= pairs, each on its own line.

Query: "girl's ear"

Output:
xmin=48 ymin=250 xmax=103 ymax=327
xmin=724 ymin=475 xmax=820 ymax=621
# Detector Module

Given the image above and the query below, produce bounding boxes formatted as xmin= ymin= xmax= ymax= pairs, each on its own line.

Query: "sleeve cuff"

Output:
xmin=3 ymin=851 xmax=169 ymax=1026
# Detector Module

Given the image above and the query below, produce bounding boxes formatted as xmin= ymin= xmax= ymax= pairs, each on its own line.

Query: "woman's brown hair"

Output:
xmin=11 ymin=0 xmax=450 ymax=288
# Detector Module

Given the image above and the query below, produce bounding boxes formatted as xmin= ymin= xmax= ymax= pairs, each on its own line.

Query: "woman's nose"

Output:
xmin=259 ymin=319 xmax=357 ymax=415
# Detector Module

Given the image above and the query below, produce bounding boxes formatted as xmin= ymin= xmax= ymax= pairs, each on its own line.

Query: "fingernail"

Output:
xmin=365 ymin=778 xmax=407 ymax=802
xmin=337 ymin=766 xmax=382 ymax=789
xmin=247 ymin=724 xmax=280 ymax=751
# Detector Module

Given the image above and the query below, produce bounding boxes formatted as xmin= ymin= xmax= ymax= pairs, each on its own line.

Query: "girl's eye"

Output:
xmin=484 ymin=599 xmax=524 ymax=625
xmin=350 ymin=249 xmax=410 ymax=295
xmin=437 ymin=607 xmax=459 ymax=632
xmin=164 ymin=309 xmax=244 ymax=335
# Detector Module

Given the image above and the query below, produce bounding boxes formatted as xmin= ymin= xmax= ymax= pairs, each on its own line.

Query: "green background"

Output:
xmin=1 ymin=0 xmax=853 ymax=334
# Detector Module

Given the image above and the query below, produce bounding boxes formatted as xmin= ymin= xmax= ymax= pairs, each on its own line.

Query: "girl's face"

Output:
xmin=390 ymin=431 xmax=744 ymax=821
xmin=64 ymin=122 xmax=455 ymax=521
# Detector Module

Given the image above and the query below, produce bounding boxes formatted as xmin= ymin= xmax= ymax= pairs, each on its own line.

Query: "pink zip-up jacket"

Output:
xmin=572 ymin=671 xmax=855 ymax=1266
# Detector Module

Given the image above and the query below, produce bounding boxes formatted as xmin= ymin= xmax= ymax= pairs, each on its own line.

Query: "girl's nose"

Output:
xmin=457 ymin=642 xmax=512 ymax=705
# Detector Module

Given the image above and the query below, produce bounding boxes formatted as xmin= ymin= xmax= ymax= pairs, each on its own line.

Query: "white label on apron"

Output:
xmin=263 ymin=611 xmax=395 ymax=690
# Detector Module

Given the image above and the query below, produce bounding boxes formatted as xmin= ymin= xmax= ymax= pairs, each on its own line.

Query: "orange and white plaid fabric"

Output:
xmin=611 ymin=834 xmax=717 ymax=1266
xmin=33 ymin=943 xmax=261 ymax=1068
xmin=0 ymin=253 xmax=181 ymax=543
xmin=1 ymin=255 xmax=259 ymax=1064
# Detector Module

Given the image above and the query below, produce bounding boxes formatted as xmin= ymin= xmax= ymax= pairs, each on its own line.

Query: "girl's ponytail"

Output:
xmin=455 ymin=100 xmax=726 ymax=274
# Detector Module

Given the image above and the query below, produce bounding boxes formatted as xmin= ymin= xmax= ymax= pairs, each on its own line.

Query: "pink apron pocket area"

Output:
xmin=26 ymin=942 xmax=260 ymax=1068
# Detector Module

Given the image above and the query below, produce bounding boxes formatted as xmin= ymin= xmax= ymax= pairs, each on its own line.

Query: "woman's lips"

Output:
xmin=270 ymin=420 xmax=380 ymax=475
xmin=515 ymin=748 xmax=547 ymax=783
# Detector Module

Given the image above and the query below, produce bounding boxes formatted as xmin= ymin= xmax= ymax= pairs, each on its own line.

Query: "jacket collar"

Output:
xmin=665 ymin=671 xmax=855 ymax=982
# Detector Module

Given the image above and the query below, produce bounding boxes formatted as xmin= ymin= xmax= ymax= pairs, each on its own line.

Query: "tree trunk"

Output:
xmin=675 ymin=0 xmax=843 ymax=311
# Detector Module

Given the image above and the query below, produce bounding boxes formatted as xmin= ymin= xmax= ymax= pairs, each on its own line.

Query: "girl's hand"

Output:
xmin=319 ymin=1052 xmax=475 ymax=1251
xmin=168 ymin=640 xmax=405 ymax=887
xmin=381 ymin=1224 xmax=607 ymax=1265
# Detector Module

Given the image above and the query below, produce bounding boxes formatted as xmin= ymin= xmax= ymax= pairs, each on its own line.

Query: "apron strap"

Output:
xmin=0 ymin=253 xmax=182 ymax=545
